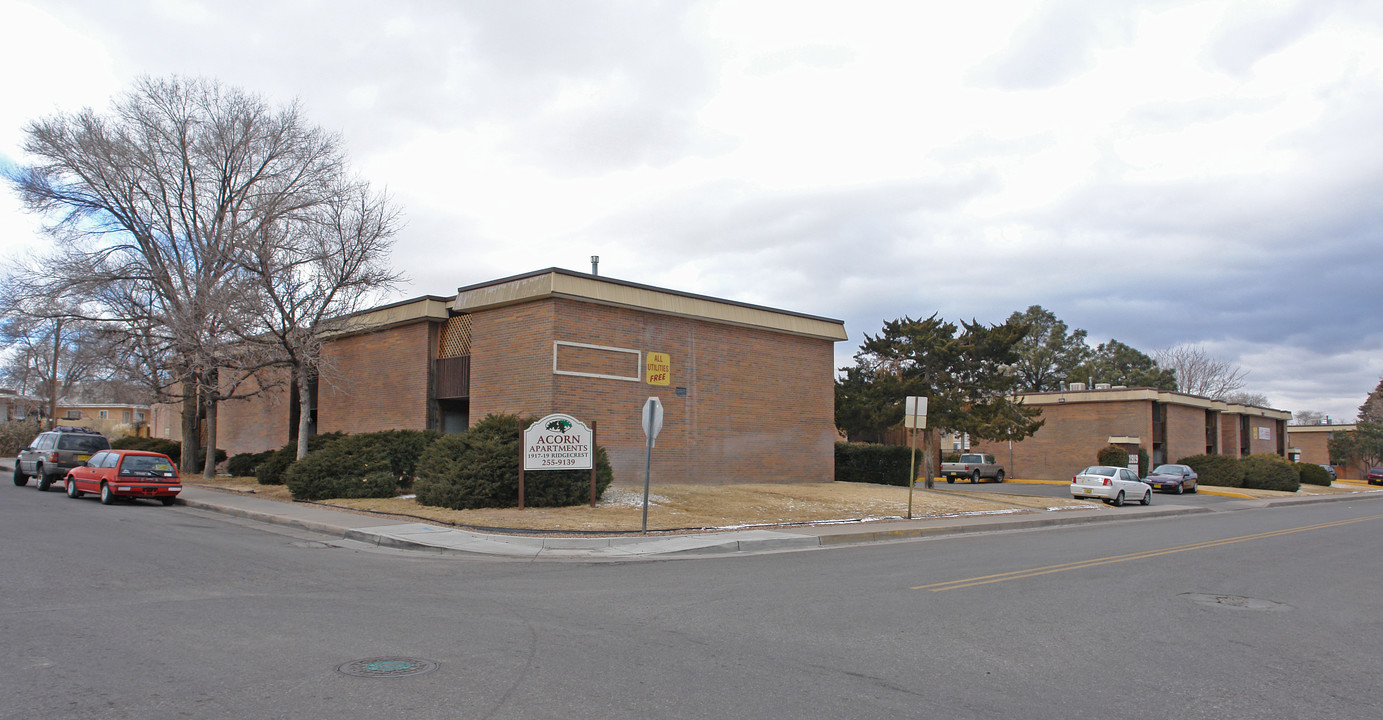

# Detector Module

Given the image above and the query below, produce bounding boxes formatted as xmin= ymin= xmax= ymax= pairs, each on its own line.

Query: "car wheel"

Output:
xmin=12 ymin=464 xmax=26 ymax=486
xmin=946 ymin=477 xmax=954 ymax=484
xmin=995 ymin=470 xmax=1005 ymax=483
xmin=1141 ymin=490 xmax=1152 ymax=506
xmin=66 ymin=479 xmax=82 ymax=498
xmin=1188 ymin=483 xmax=1197 ymax=494
xmin=36 ymin=469 xmax=52 ymax=492
xmin=971 ymin=470 xmax=981 ymax=484
xmin=1112 ymin=491 xmax=1125 ymax=507
xmin=1175 ymin=483 xmax=1183 ymax=495
xmin=160 ymin=496 xmax=176 ymax=507
xmin=100 ymin=483 xmax=115 ymax=505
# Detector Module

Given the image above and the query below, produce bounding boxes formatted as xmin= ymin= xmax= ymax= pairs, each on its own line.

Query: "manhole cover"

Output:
xmin=1182 ymin=593 xmax=1291 ymax=612
xmin=336 ymin=657 xmax=439 ymax=678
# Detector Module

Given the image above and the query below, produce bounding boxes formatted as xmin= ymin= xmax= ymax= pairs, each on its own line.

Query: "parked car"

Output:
xmin=1071 ymin=465 xmax=1151 ymax=506
xmin=1144 ymin=464 xmax=1199 ymax=494
xmin=63 ymin=449 xmax=182 ymax=505
xmin=1369 ymin=468 xmax=1383 ymax=486
xmin=13 ymin=426 xmax=111 ymax=491
xmin=1319 ymin=464 xmax=1337 ymax=481
xmin=942 ymin=453 xmax=1006 ymax=483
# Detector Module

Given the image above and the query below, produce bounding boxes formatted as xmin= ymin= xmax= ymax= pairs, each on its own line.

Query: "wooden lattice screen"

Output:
xmin=439 ymin=314 xmax=472 ymax=358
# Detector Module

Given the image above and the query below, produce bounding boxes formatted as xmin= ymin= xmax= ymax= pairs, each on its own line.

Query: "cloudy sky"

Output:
xmin=1 ymin=0 xmax=1380 ymax=422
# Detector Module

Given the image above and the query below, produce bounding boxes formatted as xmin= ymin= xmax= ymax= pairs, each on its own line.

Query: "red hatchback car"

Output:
xmin=64 ymin=449 xmax=183 ymax=505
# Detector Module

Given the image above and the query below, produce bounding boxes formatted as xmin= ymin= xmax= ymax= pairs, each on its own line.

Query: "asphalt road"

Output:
xmin=5 ymin=482 xmax=1381 ymax=719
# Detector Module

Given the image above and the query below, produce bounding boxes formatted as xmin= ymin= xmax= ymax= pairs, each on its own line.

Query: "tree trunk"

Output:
xmin=295 ymin=367 xmax=313 ymax=461
xmin=179 ymin=375 xmax=199 ymax=474
xmin=48 ymin=318 xmax=62 ymax=429
xmin=202 ymin=368 xmax=218 ymax=479
xmin=922 ymin=430 xmax=936 ymax=490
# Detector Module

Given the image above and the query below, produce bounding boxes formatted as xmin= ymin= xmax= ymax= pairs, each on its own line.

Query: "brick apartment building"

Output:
xmin=179 ymin=268 xmax=848 ymax=485
xmin=1287 ymin=423 xmax=1362 ymax=480
xmin=970 ymin=386 xmax=1292 ymax=481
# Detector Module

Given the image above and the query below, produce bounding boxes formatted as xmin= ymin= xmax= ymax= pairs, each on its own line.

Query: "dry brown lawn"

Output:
xmin=190 ymin=477 xmax=1090 ymax=533
xmin=188 ymin=476 xmax=1369 ymax=533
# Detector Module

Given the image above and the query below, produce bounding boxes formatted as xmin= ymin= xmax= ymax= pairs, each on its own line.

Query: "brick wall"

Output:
xmin=218 ymin=367 xmax=292 ymax=454
xmin=470 ymin=298 xmax=837 ymax=485
xmin=318 ymin=322 xmax=435 ymax=434
xmin=974 ymin=399 xmax=1153 ymax=481
xmin=1163 ymin=403 xmax=1207 ymax=464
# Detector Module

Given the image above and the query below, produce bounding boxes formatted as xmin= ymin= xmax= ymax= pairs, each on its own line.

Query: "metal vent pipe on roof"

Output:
xmin=591 ymin=255 xmax=600 ymax=276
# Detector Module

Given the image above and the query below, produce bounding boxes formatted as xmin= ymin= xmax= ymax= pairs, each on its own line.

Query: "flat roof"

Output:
xmin=451 ymin=268 xmax=849 ymax=341
xmin=1286 ymin=424 xmax=1357 ymax=434
xmin=1017 ymin=387 xmax=1293 ymax=420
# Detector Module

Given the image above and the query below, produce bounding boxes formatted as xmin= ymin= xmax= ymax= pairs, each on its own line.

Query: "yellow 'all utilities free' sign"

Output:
xmin=645 ymin=352 xmax=671 ymax=386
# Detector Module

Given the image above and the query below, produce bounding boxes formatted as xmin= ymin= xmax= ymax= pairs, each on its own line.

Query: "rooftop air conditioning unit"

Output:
xmin=1068 ymin=383 xmax=1086 ymax=391
xmin=1095 ymin=383 xmax=1112 ymax=390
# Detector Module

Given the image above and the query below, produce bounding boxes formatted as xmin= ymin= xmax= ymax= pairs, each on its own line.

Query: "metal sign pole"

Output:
xmin=640 ymin=397 xmax=663 ymax=534
xmin=589 ymin=421 xmax=598 ymax=508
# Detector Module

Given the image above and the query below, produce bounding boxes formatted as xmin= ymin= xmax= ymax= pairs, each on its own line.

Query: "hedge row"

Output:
xmin=229 ymin=415 xmax=612 ymax=508
xmin=0 ymin=419 xmax=42 ymax=457
xmin=415 ymin=415 xmax=613 ymax=509
xmin=834 ymin=442 xmax=915 ymax=486
xmin=111 ymin=435 xmax=225 ymax=468
xmin=1179 ymin=453 xmax=1312 ymax=492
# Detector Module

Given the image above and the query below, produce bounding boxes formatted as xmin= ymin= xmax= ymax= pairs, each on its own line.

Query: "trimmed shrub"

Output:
xmin=835 ymin=442 xmax=915 ymax=486
xmin=1180 ymin=454 xmax=1245 ymax=488
xmin=282 ymin=430 xmax=440 ymax=501
xmin=227 ymin=450 xmax=274 ymax=478
xmin=0 ymin=419 xmax=42 ymax=457
xmin=1240 ymin=453 xmax=1300 ymax=492
xmin=1296 ymin=462 xmax=1334 ymax=487
xmin=109 ymin=435 xmax=225 ymax=467
xmin=1096 ymin=445 xmax=1130 ymax=468
xmin=255 ymin=432 xmax=347 ymax=485
xmin=414 ymin=414 xmax=614 ymax=509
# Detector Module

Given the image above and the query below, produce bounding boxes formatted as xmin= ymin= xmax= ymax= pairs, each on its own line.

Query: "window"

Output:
xmin=64 ymin=409 xmax=82 ymax=420
xmin=99 ymin=410 xmax=109 ymax=419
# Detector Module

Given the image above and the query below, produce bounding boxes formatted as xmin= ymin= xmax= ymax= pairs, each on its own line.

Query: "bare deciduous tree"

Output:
xmin=1152 ymin=344 xmax=1250 ymax=400
xmin=12 ymin=75 xmax=385 ymax=474
xmin=0 ymin=281 xmax=122 ymax=425
xmin=1293 ymin=410 xmax=1327 ymax=426
xmin=1222 ymin=391 xmax=1270 ymax=407
xmin=236 ymin=180 xmax=404 ymax=459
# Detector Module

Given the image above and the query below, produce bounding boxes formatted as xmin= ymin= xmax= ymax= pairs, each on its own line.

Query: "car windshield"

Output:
xmin=58 ymin=435 xmax=110 ymax=452
xmin=1151 ymin=465 xmax=1181 ymax=475
xmin=120 ymin=455 xmax=176 ymax=475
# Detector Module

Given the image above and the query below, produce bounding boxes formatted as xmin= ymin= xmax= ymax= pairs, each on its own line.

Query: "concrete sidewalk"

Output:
xmin=175 ymin=484 xmax=1383 ymax=560
xmin=9 ymin=458 xmax=1381 ymax=560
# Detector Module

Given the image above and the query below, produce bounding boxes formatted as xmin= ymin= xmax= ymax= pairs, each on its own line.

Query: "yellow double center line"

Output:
xmin=914 ymin=513 xmax=1383 ymax=592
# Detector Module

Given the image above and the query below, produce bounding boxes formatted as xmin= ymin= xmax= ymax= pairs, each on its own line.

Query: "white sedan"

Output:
xmin=1071 ymin=465 xmax=1152 ymax=506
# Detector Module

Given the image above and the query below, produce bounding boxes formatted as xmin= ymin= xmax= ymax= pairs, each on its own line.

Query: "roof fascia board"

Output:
xmin=452 ymin=268 xmax=848 ymax=341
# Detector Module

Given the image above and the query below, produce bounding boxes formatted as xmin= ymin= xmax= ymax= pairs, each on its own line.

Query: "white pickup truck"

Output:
xmin=941 ymin=453 xmax=1006 ymax=484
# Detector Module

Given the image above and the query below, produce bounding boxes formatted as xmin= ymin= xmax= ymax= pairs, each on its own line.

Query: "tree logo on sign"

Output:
xmin=546 ymin=418 xmax=573 ymax=433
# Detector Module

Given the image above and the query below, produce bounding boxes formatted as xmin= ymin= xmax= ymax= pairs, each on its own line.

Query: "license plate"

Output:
xmin=77 ymin=455 xmax=90 ymax=461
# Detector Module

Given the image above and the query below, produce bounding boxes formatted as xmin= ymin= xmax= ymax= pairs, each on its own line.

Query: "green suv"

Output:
xmin=14 ymin=426 xmax=111 ymax=491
